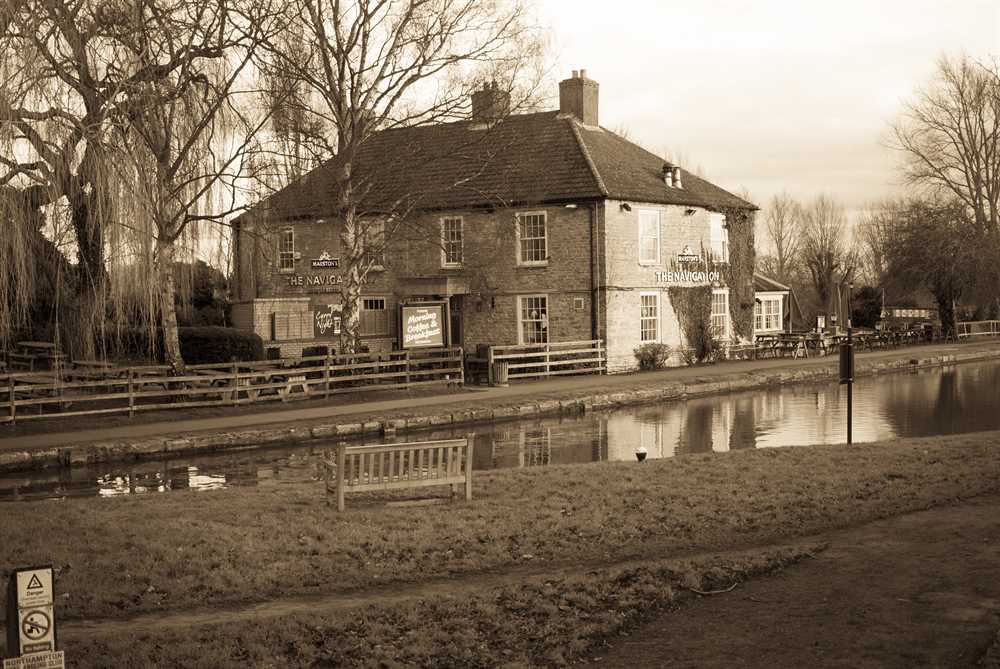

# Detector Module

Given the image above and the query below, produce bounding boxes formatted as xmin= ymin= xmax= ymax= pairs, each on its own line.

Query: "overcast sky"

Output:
xmin=536 ymin=0 xmax=999 ymax=217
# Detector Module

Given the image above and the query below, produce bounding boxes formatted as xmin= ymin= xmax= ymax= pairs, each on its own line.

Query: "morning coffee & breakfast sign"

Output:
xmin=401 ymin=303 xmax=446 ymax=349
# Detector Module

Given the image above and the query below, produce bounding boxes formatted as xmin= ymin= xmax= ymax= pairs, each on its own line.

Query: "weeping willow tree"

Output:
xmin=0 ymin=0 xmax=272 ymax=360
xmin=109 ymin=0 xmax=278 ymax=369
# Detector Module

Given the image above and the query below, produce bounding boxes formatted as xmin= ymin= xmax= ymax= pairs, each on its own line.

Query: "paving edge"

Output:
xmin=2 ymin=348 xmax=999 ymax=474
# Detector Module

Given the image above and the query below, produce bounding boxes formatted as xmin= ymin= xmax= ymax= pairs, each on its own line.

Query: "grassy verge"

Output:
xmin=65 ymin=544 xmax=818 ymax=668
xmin=1 ymin=431 xmax=999 ymax=622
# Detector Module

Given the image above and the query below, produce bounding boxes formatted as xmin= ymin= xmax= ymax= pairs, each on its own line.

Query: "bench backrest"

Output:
xmin=324 ymin=436 xmax=474 ymax=511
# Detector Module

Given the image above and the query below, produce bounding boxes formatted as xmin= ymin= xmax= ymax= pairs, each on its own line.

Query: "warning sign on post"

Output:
xmin=5 ymin=566 xmax=63 ymax=668
xmin=15 ymin=571 xmax=52 ymax=610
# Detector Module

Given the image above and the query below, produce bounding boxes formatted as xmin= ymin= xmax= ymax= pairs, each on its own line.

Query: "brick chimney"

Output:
xmin=471 ymin=81 xmax=511 ymax=122
xmin=559 ymin=69 xmax=598 ymax=126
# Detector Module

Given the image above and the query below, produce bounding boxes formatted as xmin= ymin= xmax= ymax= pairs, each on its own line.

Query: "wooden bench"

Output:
xmin=321 ymin=437 xmax=474 ymax=511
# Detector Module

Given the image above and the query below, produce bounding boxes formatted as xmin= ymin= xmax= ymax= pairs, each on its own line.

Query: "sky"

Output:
xmin=536 ymin=0 xmax=999 ymax=218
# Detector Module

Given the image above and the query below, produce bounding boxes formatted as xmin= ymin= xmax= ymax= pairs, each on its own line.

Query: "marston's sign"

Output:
xmin=654 ymin=270 xmax=721 ymax=283
xmin=401 ymin=304 xmax=445 ymax=349
xmin=310 ymin=251 xmax=340 ymax=269
xmin=677 ymin=245 xmax=701 ymax=263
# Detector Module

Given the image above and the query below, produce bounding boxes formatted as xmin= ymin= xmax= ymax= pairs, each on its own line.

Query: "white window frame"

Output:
xmin=278 ymin=227 xmax=295 ymax=272
xmin=517 ymin=294 xmax=549 ymax=344
xmin=440 ymin=216 xmax=464 ymax=267
xmin=638 ymin=209 xmax=660 ymax=265
xmin=516 ymin=211 xmax=548 ymax=266
xmin=640 ymin=292 xmax=659 ymax=343
xmin=364 ymin=220 xmax=386 ymax=270
xmin=709 ymin=213 xmax=729 ymax=263
xmin=754 ymin=293 xmax=784 ymax=333
xmin=711 ymin=288 xmax=729 ymax=339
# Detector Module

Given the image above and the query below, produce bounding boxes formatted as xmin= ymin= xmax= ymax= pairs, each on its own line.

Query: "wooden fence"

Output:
xmin=485 ymin=339 xmax=606 ymax=383
xmin=0 ymin=347 xmax=463 ymax=425
xmin=957 ymin=320 xmax=1000 ymax=339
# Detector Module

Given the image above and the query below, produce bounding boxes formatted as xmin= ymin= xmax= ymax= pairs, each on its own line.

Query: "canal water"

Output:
xmin=3 ymin=360 xmax=999 ymax=501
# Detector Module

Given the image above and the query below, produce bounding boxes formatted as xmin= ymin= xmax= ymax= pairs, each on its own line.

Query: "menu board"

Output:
xmin=401 ymin=304 xmax=445 ymax=348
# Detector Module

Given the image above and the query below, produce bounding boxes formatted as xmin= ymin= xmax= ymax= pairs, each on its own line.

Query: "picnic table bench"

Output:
xmin=321 ymin=437 xmax=474 ymax=511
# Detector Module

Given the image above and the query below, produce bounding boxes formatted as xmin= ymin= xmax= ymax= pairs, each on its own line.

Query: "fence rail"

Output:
xmin=957 ymin=320 xmax=1000 ymax=338
xmin=485 ymin=339 xmax=605 ymax=383
xmin=0 ymin=347 xmax=463 ymax=425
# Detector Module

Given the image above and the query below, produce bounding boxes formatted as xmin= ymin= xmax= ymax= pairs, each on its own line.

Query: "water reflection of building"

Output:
xmin=483 ymin=417 xmax=607 ymax=469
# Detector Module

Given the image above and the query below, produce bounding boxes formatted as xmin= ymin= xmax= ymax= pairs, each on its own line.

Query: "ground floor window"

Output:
xmin=711 ymin=289 xmax=729 ymax=338
xmin=360 ymin=297 xmax=390 ymax=336
xmin=640 ymin=293 xmax=659 ymax=342
xmin=754 ymin=295 xmax=783 ymax=332
xmin=518 ymin=295 xmax=548 ymax=344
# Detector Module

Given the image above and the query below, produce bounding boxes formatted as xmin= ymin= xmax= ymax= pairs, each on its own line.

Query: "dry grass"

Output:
xmin=63 ymin=544 xmax=818 ymax=668
xmin=1 ymin=431 xmax=999 ymax=623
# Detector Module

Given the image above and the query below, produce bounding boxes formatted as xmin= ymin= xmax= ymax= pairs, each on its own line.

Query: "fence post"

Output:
xmin=231 ymin=361 xmax=238 ymax=405
xmin=127 ymin=367 xmax=135 ymax=417
xmin=7 ymin=374 xmax=14 ymax=425
xmin=545 ymin=343 xmax=551 ymax=377
xmin=404 ymin=350 xmax=411 ymax=388
xmin=487 ymin=346 xmax=495 ymax=386
xmin=324 ymin=350 xmax=332 ymax=398
xmin=458 ymin=346 xmax=465 ymax=386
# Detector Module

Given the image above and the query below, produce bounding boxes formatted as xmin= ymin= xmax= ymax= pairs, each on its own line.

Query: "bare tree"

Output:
xmin=263 ymin=0 xmax=543 ymax=352
xmin=856 ymin=200 xmax=900 ymax=288
xmin=892 ymin=54 xmax=1000 ymax=232
xmin=800 ymin=194 xmax=856 ymax=330
xmin=761 ymin=192 xmax=801 ymax=284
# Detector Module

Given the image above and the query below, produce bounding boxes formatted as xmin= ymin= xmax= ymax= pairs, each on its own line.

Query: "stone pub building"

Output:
xmin=232 ymin=70 xmax=759 ymax=370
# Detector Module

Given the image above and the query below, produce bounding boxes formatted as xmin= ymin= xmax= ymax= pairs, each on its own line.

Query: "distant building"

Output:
xmin=232 ymin=70 xmax=758 ymax=370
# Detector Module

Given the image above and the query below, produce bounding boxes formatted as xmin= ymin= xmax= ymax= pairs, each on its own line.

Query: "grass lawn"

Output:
xmin=1 ymin=431 xmax=999 ymax=625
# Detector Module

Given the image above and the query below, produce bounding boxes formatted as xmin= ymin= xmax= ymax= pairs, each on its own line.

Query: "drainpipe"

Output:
xmin=588 ymin=201 xmax=601 ymax=342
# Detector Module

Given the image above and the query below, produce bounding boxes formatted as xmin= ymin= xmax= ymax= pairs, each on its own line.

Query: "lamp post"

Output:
xmin=846 ymin=281 xmax=854 ymax=444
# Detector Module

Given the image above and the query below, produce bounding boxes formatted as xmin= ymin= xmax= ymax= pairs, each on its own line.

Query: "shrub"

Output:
xmin=633 ymin=343 xmax=672 ymax=370
xmin=178 ymin=327 xmax=264 ymax=364
xmin=302 ymin=345 xmax=331 ymax=358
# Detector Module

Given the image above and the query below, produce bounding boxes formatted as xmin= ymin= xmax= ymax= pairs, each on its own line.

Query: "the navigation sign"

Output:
xmin=4 ymin=567 xmax=63 ymax=669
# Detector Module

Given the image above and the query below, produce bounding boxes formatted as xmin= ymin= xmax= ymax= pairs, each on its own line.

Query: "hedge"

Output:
xmin=105 ymin=327 xmax=263 ymax=365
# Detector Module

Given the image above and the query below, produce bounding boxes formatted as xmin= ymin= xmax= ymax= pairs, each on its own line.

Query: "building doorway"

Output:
xmin=449 ymin=295 xmax=464 ymax=347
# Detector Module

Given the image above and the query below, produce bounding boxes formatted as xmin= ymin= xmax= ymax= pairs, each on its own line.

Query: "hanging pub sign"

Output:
xmin=312 ymin=303 xmax=342 ymax=339
xmin=310 ymin=251 xmax=340 ymax=269
xmin=400 ymin=302 xmax=448 ymax=349
xmin=676 ymin=245 xmax=701 ymax=263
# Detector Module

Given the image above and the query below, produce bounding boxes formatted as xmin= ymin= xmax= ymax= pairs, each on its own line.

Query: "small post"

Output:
xmin=324 ymin=349 xmax=331 ymax=398
xmin=336 ymin=444 xmax=346 ymax=512
xmin=127 ymin=367 xmax=135 ymax=418
xmin=7 ymin=373 xmax=15 ymax=424
xmin=544 ymin=343 xmax=551 ymax=377
xmin=465 ymin=434 xmax=474 ymax=501
xmin=404 ymin=349 xmax=411 ymax=388
xmin=487 ymin=346 xmax=495 ymax=386
xmin=231 ymin=361 xmax=238 ymax=405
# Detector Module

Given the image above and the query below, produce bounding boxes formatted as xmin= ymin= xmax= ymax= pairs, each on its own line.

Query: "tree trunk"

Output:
xmin=935 ymin=291 xmax=957 ymax=338
xmin=340 ymin=213 xmax=363 ymax=355
xmin=155 ymin=238 xmax=184 ymax=371
xmin=71 ymin=191 xmax=105 ymax=359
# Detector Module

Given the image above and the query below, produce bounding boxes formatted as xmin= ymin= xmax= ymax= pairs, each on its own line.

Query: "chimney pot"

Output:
xmin=580 ymin=68 xmax=587 ymax=78
xmin=672 ymin=166 xmax=683 ymax=189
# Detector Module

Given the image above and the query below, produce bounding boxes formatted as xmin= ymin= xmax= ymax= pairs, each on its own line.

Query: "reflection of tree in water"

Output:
xmin=679 ymin=402 xmax=714 ymax=454
xmin=881 ymin=364 xmax=1000 ymax=438
xmin=729 ymin=396 xmax=757 ymax=450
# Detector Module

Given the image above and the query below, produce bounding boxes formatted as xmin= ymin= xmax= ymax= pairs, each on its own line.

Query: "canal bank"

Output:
xmin=2 ymin=340 xmax=999 ymax=473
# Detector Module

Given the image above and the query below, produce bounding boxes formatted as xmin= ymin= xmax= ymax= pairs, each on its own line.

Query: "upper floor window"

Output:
xmin=711 ymin=289 xmax=729 ymax=338
xmin=364 ymin=220 xmax=385 ymax=269
xmin=441 ymin=216 xmax=463 ymax=267
xmin=278 ymin=228 xmax=295 ymax=272
xmin=710 ymin=213 xmax=729 ymax=263
xmin=638 ymin=210 xmax=660 ymax=265
xmin=517 ymin=212 xmax=547 ymax=265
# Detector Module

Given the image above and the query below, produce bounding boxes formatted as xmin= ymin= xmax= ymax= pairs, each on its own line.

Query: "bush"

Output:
xmin=178 ymin=327 xmax=264 ymax=364
xmin=302 ymin=345 xmax=331 ymax=358
xmin=633 ymin=343 xmax=672 ymax=370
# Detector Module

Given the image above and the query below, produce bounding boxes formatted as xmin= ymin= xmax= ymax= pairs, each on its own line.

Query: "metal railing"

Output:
xmin=957 ymin=320 xmax=1000 ymax=339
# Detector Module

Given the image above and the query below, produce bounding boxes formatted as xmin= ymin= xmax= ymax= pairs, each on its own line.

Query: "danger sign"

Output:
xmin=5 ymin=566 xmax=62 ymax=667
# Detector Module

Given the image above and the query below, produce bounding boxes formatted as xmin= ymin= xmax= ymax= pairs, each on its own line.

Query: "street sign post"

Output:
xmin=4 ymin=567 xmax=64 ymax=669
xmin=839 ymin=331 xmax=855 ymax=445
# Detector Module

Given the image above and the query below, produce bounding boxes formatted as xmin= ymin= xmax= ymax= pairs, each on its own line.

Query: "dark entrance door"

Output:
xmin=449 ymin=295 xmax=463 ymax=347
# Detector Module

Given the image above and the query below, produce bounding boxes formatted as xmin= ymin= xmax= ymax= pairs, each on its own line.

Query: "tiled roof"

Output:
xmin=753 ymin=273 xmax=791 ymax=292
xmin=256 ymin=112 xmax=754 ymax=220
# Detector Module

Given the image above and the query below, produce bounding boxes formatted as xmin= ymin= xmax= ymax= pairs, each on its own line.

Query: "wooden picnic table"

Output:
xmin=12 ymin=341 xmax=67 ymax=372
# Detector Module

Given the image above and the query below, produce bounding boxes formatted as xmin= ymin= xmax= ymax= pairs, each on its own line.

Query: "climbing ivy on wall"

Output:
xmin=667 ymin=285 xmax=715 ymax=362
xmin=719 ymin=206 xmax=756 ymax=341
